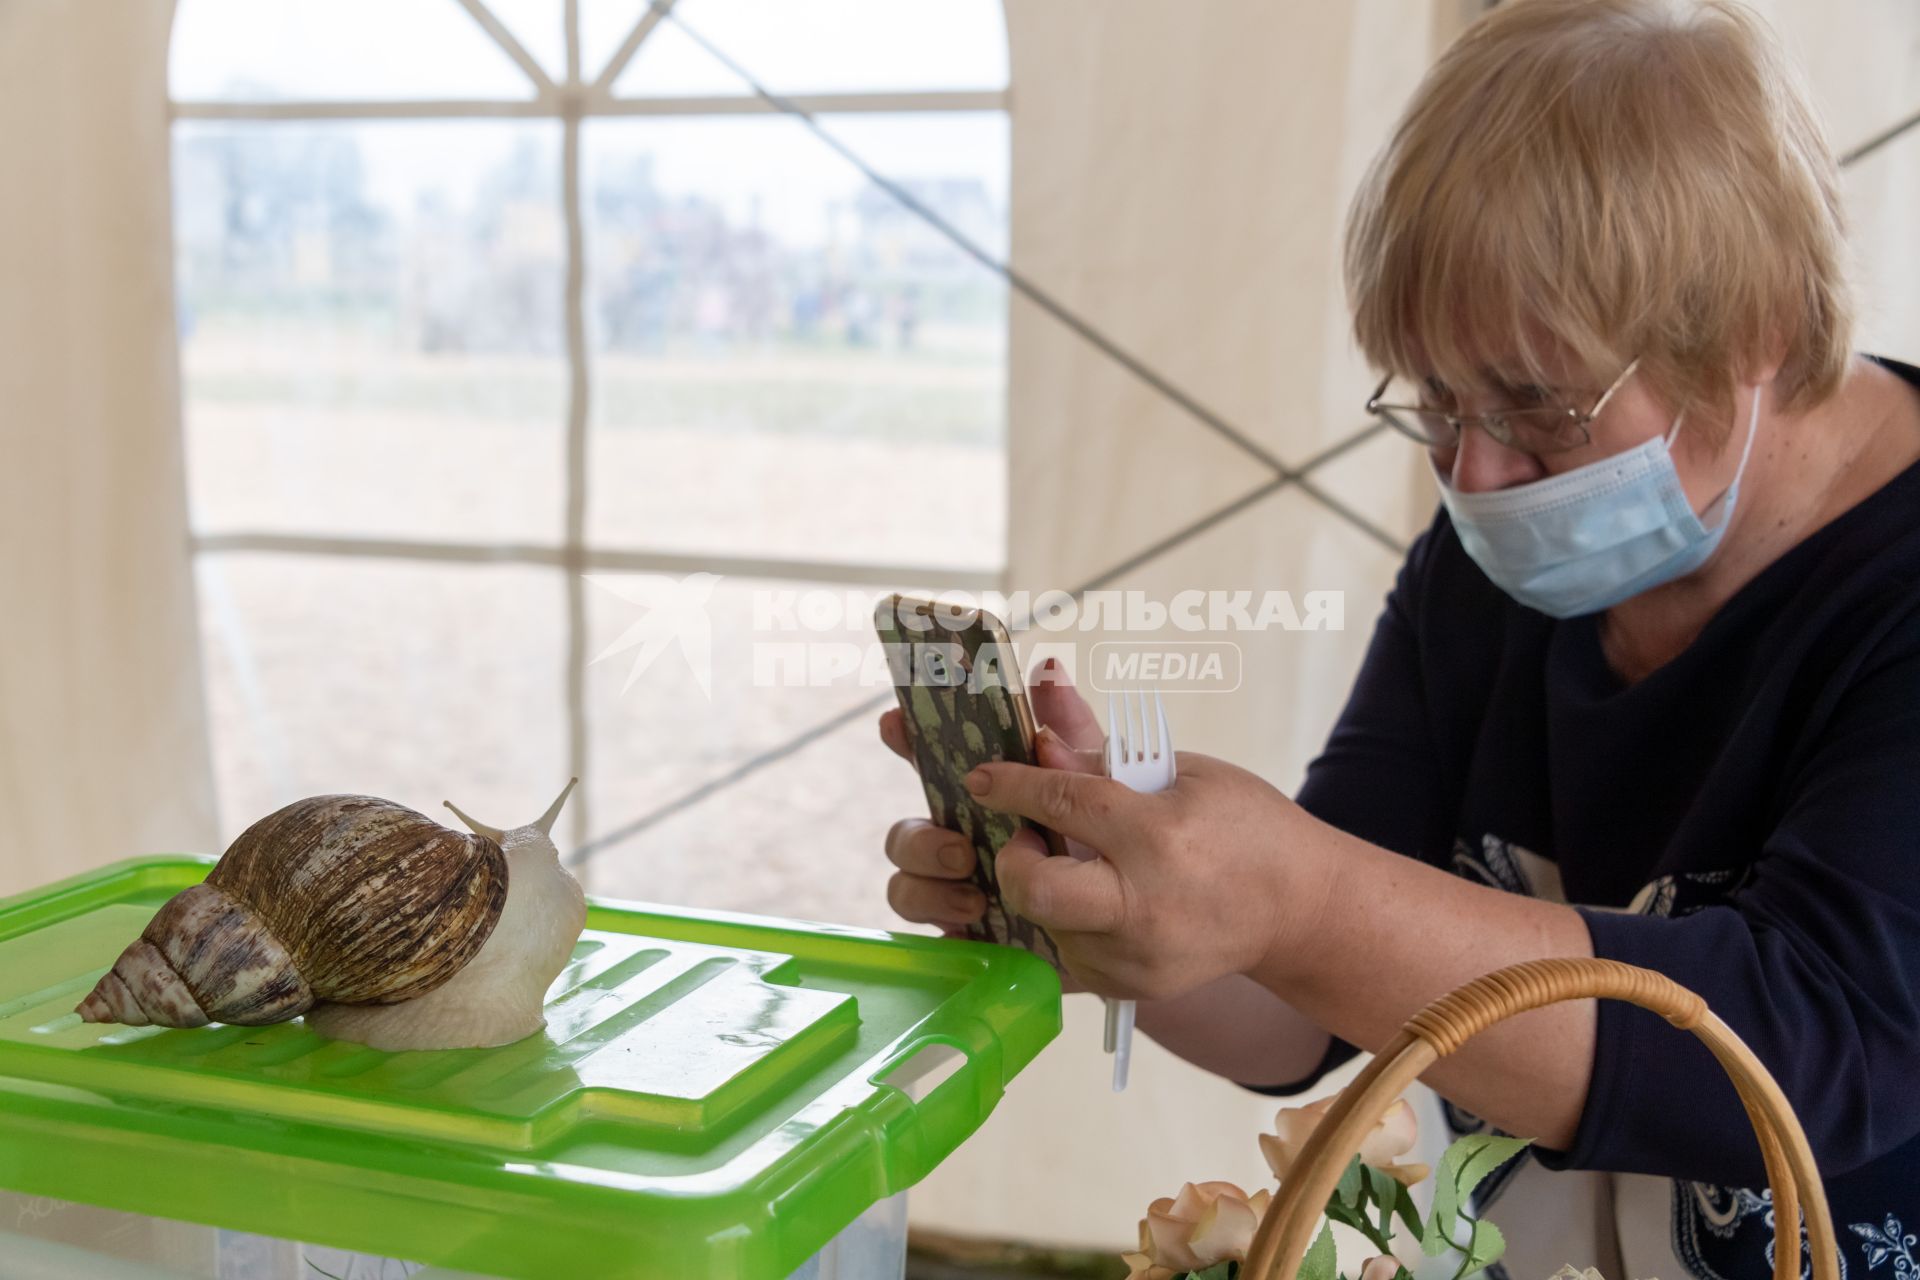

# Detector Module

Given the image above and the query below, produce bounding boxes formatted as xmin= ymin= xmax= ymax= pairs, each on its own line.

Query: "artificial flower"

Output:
xmin=1260 ymin=1095 xmax=1432 ymax=1187
xmin=1119 ymin=1240 xmax=1176 ymax=1280
xmin=1124 ymin=1179 xmax=1273 ymax=1276
xmin=1361 ymin=1256 xmax=1405 ymax=1280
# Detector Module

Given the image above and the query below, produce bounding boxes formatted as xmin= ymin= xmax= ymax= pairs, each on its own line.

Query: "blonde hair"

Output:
xmin=1346 ymin=0 xmax=1852 ymax=428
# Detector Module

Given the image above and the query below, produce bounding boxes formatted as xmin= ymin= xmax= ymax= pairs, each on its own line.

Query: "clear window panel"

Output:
xmin=174 ymin=121 xmax=567 ymax=545
xmin=583 ymin=113 xmax=1009 ymax=573
xmin=579 ymin=575 xmax=923 ymax=930
xmin=196 ymin=555 xmax=569 ymax=844
xmin=170 ymin=0 xmax=541 ymax=102
xmin=610 ymin=0 xmax=1008 ymax=97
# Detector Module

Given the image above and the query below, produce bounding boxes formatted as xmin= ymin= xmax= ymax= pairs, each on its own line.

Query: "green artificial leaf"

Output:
xmin=1455 ymin=1134 xmax=1532 ymax=1204
xmin=1422 ymin=1137 xmax=1469 ymax=1254
xmin=1423 ymin=1133 xmax=1532 ymax=1254
xmin=1389 ymin=1177 xmax=1425 ymax=1245
xmin=1188 ymin=1264 xmax=1235 ymax=1280
xmin=1335 ymin=1154 xmax=1366 ymax=1211
xmin=1365 ymin=1165 xmax=1401 ymax=1237
xmin=1323 ymin=1155 xmax=1375 ymax=1241
xmin=1451 ymin=1217 xmax=1508 ymax=1280
xmin=1300 ymin=1222 xmax=1340 ymax=1280
xmin=1323 ymin=1198 xmax=1364 ymax=1236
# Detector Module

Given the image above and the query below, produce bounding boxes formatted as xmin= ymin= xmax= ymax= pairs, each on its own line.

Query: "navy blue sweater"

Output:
xmin=1261 ymin=357 xmax=1920 ymax=1270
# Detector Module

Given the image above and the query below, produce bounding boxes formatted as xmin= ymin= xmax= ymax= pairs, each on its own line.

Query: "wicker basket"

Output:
xmin=1239 ymin=957 xmax=1837 ymax=1280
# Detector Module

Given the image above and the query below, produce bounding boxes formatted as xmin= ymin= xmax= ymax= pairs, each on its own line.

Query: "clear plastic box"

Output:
xmin=0 ymin=858 xmax=1056 ymax=1280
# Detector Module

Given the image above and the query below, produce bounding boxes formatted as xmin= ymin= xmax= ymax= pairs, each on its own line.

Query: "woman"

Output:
xmin=881 ymin=0 xmax=1920 ymax=1274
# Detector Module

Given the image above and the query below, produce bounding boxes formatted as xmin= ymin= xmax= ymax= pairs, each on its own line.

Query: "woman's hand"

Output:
xmin=969 ymin=739 xmax=1598 ymax=1147
xmin=965 ymin=752 xmax=1330 ymax=1002
xmin=881 ymin=668 xmax=1596 ymax=1145
xmin=877 ymin=659 xmax=1107 ymax=939
xmin=878 ymin=661 xmax=1340 ymax=1088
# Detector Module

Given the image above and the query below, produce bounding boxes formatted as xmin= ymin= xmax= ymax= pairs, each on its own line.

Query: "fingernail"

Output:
xmin=964 ymin=768 xmax=990 ymax=795
xmin=940 ymin=841 xmax=971 ymax=873
xmin=1033 ymin=726 xmax=1066 ymax=765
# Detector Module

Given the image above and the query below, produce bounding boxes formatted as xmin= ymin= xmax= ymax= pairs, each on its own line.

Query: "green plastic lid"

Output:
xmin=0 ymin=857 xmax=1060 ymax=1278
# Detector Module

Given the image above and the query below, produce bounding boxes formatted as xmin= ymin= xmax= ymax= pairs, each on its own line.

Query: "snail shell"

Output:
xmin=77 ymin=795 xmax=508 ymax=1029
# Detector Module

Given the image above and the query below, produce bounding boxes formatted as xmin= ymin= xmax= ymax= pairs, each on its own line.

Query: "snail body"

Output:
xmin=306 ymin=793 xmax=586 ymax=1051
xmin=78 ymin=781 xmax=584 ymax=1051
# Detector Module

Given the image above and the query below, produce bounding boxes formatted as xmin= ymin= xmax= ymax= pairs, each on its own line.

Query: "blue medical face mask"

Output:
xmin=1439 ymin=385 xmax=1763 ymax=618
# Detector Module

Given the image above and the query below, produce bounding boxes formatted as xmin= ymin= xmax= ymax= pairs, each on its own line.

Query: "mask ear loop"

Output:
xmin=1697 ymin=383 xmax=1765 ymax=523
xmin=1731 ymin=382 xmax=1763 ymax=475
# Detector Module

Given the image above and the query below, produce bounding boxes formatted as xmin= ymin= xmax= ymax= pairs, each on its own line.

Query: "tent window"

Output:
xmin=170 ymin=0 xmax=1009 ymax=928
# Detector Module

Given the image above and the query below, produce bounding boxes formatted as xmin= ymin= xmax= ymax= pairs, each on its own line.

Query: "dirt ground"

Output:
xmin=185 ymin=322 xmax=1004 ymax=933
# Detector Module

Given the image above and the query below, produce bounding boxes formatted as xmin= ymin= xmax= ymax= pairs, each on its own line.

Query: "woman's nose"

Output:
xmin=1446 ymin=424 xmax=1544 ymax=493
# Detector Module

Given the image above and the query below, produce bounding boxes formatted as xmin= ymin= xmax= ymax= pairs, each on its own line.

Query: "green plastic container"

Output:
xmin=0 ymin=857 xmax=1060 ymax=1279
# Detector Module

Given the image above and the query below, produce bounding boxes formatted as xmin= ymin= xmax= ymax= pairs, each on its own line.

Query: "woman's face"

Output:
xmin=1432 ymin=352 xmax=1746 ymax=518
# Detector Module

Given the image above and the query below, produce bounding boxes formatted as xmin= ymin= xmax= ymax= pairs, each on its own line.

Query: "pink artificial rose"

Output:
xmin=1260 ymin=1095 xmax=1432 ymax=1187
xmin=1361 ymin=1255 xmax=1405 ymax=1280
xmin=1122 ymin=1180 xmax=1273 ymax=1278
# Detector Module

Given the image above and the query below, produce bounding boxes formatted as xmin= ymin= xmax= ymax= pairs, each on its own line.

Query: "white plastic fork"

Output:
xmin=1103 ymin=689 xmax=1174 ymax=1092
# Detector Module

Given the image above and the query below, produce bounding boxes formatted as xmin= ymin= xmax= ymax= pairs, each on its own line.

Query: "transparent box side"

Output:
xmin=0 ymin=1189 xmax=908 ymax=1280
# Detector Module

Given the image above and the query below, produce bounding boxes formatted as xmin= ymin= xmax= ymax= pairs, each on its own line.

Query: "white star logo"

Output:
xmin=586 ymin=573 xmax=722 ymax=699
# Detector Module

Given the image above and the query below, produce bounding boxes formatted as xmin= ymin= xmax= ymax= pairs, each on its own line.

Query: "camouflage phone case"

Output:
xmin=876 ymin=596 xmax=1066 ymax=971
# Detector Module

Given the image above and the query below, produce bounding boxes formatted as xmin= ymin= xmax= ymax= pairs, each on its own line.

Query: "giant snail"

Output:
xmin=76 ymin=781 xmax=586 ymax=1052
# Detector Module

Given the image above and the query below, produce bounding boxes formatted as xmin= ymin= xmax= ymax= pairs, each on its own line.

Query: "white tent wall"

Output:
xmin=1757 ymin=0 xmax=1920 ymax=361
xmin=0 ymin=0 xmax=217 ymax=901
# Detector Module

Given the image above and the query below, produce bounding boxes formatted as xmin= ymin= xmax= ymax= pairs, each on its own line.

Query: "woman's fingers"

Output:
xmin=965 ymin=761 xmax=1144 ymax=851
xmin=887 ymin=871 xmax=987 ymax=927
xmin=995 ymin=832 xmax=1127 ymax=934
xmin=887 ymin=662 xmax=1106 ymax=770
xmin=1030 ymin=658 xmax=1106 ymax=752
xmin=884 ymin=818 xmax=982 ymax=927
xmin=878 ymin=707 xmax=911 ymax=763
xmin=1035 ymin=725 xmax=1105 ymax=777
xmin=1033 ymin=729 xmax=1111 ymax=860
xmin=884 ymin=817 xmax=975 ymax=879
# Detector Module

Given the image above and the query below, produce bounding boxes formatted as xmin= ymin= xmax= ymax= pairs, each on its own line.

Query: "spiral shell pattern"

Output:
xmin=77 ymin=795 xmax=509 ymax=1028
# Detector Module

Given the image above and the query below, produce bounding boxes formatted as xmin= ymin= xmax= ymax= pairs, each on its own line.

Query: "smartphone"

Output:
xmin=875 ymin=593 xmax=1067 ymax=968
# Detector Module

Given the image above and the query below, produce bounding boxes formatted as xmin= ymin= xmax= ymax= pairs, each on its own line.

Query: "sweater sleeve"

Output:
xmin=1543 ymin=613 xmax=1920 ymax=1185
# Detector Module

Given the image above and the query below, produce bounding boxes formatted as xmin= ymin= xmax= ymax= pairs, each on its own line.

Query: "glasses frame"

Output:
xmin=1365 ymin=357 xmax=1642 ymax=455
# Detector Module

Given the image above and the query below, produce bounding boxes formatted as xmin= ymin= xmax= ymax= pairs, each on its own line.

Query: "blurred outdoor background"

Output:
xmin=169 ymin=0 xmax=1013 ymax=930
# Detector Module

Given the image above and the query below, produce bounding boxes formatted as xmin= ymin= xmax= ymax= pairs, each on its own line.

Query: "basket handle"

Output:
xmin=1239 ymin=958 xmax=1837 ymax=1280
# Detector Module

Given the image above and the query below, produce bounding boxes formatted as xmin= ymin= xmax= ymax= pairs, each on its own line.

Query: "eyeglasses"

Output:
xmin=1365 ymin=358 xmax=1641 ymax=455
